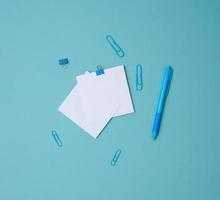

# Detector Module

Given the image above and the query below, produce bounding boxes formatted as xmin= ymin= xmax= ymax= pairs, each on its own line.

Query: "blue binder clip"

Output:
xmin=51 ymin=130 xmax=63 ymax=147
xmin=96 ymin=65 xmax=104 ymax=76
xmin=136 ymin=64 xmax=143 ymax=91
xmin=106 ymin=35 xmax=125 ymax=57
xmin=111 ymin=149 xmax=122 ymax=166
xmin=58 ymin=58 xmax=69 ymax=69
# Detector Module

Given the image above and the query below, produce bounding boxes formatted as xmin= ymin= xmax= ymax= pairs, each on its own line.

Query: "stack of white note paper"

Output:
xmin=58 ymin=65 xmax=134 ymax=138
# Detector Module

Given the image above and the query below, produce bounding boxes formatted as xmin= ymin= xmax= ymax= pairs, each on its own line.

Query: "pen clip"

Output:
xmin=165 ymin=68 xmax=173 ymax=96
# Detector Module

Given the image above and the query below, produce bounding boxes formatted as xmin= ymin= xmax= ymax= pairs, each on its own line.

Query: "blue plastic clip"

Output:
xmin=96 ymin=65 xmax=104 ymax=76
xmin=111 ymin=149 xmax=122 ymax=166
xmin=106 ymin=35 xmax=125 ymax=57
xmin=136 ymin=64 xmax=143 ymax=91
xmin=58 ymin=58 xmax=69 ymax=69
xmin=51 ymin=130 xmax=63 ymax=147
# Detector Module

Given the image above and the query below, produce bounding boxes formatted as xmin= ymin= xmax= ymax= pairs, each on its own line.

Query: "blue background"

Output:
xmin=0 ymin=0 xmax=220 ymax=199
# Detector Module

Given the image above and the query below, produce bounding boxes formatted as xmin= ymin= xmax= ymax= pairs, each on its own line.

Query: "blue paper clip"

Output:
xmin=51 ymin=130 xmax=63 ymax=147
xmin=136 ymin=64 xmax=143 ymax=91
xmin=111 ymin=149 xmax=122 ymax=166
xmin=106 ymin=35 xmax=125 ymax=57
xmin=96 ymin=65 xmax=104 ymax=76
xmin=58 ymin=58 xmax=69 ymax=69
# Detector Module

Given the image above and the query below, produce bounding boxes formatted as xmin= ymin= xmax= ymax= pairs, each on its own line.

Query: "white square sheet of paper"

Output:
xmin=59 ymin=65 xmax=134 ymax=138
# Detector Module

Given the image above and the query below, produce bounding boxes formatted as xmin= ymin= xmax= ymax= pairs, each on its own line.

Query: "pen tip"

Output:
xmin=152 ymin=132 xmax=157 ymax=140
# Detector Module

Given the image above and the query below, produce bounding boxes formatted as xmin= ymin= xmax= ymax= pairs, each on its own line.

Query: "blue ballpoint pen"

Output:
xmin=152 ymin=66 xmax=173 ymax=140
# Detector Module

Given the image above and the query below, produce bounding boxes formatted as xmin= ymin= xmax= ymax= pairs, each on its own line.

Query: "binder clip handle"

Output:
xmin=96 ymin=65 xmax=105 ymax=76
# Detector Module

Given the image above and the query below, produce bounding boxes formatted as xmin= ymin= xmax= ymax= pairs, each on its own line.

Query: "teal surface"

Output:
xmin=0 ymin=0 xmax=220 ymax=199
